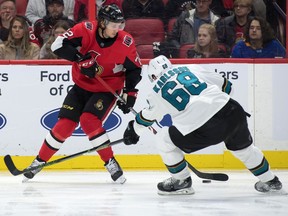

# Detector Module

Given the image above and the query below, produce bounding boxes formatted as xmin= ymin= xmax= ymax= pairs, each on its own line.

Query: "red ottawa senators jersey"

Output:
xmin=52 ymin=20 xmax=142 ymax=92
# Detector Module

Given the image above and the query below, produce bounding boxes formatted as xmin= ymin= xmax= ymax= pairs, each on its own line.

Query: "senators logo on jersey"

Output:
xmin=87 ymin=50 xmax=104 ymax=75
xmin=95 ymin=99 xmax=104 ymax=110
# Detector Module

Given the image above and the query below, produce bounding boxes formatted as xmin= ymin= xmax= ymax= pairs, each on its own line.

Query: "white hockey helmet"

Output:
xmin=147 ymin=55 xmax=172 ymax=82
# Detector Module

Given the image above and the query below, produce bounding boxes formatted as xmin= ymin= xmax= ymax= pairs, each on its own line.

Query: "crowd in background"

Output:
xmin=0 ymin=0 xmax=286 ymax=59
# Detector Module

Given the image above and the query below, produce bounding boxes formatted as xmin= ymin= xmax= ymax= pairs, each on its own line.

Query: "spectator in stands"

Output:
xmin=122 ymin=0 xmax=165 ymax=20
xmin=0 ymin=16 xmax=40 ymax=59
xmin=40 ymin=20 xmax=70 ymax=59
xmin=33 ymin=0 xmax=75 ymax=47
xmin=231 ymin=16 xmax=286 ymax=58
xmin=210 ymin=0 xmax=266 ymax=19
xmin=168 ymin=0 xmax=219 ymax=57
xmin=215 ymin=0 xmax=252 ymax=53
xmin=209 ymin=0 xmax=234 ymax=18
xmin=74 ymin=0 xmax=122 ymax=23
xmin=0 ymin=0 xmax=16 ymax=42
xmin=252 ymin=0 xmax=266 ymax=20
xmin=187 ymin=23 xmax=228 ymax=58
xmin=0 ymin=0 xmax=40 ymax=45
xmin=164 ymin=0 xmax=194 ymax=23
xmin=25 ymin=0 xmax=74 ymax=25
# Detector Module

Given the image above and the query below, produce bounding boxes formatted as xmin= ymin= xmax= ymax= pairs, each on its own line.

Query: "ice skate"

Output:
xmin=254 ymin=176 xmax=283 ymax=193
xmin=22 ymin=157 xmax=46 ymax=183
xmin=105 ymin=157 xmax=126 ymax=184
xmin=157 ymin=176 xmax=194 ymax=195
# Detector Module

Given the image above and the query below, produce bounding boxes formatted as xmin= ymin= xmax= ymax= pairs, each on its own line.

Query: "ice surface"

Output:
xmin=0 ymin=170 xmax=287 ymax=216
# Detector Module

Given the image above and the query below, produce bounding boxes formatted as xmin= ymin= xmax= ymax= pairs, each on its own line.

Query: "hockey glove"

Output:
xmin=117 ymin=88 xmax=138 ymax=114
xmin=77 ymin=53 xmax=98 ymax=78
xmin=123 ymin=120 xmax=140 ymax=145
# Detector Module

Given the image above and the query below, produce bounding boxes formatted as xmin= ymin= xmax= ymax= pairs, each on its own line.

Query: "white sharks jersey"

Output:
xmin=135 ymin=64 xmax=232 ymax=136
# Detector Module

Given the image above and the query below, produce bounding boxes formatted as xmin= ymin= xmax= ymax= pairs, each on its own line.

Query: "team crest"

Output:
xmin=87 ymin=50 xmax=104 ymax=75
xmin=95 ymin=99 xmax=104 ymax=110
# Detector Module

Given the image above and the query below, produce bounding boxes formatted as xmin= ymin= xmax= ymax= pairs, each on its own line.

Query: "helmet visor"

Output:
xmin=106 ymin=21 xmax=125 ymax=30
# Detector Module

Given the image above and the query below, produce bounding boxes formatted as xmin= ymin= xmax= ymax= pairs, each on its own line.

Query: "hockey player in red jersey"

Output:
xmin=23 ymin=4 xmax=142 ymax=183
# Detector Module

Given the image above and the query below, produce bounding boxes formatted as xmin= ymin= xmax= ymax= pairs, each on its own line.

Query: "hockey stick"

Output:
xmin=95 ymin=76 xmax=229 ymax=181
xmin=187 ymin=163 xmax=228 ymax=181
xmin=4 ymin=138 xmax=124 ymax=176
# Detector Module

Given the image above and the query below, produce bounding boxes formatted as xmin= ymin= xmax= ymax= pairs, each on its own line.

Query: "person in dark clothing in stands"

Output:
xmin=0 ymin=0 xmax=16 ymax=42
xmin=122 ymin=0 xmax=165 ymax=20
xmin=33 ymin=0 xmax=75 ymax=46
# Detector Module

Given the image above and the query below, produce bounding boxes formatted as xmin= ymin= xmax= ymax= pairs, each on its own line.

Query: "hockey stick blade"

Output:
xmin=4 ymin=138 xmax=124 ymax=176
xmin=187 ymin=163 xmax=229 ymax=181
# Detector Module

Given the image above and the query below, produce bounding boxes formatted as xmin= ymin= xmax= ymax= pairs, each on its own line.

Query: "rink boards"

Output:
xmin=0 ymin=60 xmax=288 ymax=169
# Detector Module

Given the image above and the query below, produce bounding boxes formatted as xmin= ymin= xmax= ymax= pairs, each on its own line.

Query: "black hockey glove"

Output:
xmin=123 ymin=120 xmax=140 ymax=145
xmin=77 ymin=53 xmax=98 ymax=78
xmin=117 ymin=88 xmax=138 ymax=114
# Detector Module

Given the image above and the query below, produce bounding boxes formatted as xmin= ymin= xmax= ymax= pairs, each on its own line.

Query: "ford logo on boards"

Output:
xmin=0 ymin=113 xmax=7 ymax=129
xmin=40 ymin=108 xmax=122 ymax=136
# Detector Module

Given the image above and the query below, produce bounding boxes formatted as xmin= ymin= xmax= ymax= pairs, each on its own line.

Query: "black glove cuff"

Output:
xmin=75 ymin=52 xmax=91 ymax=63
xmin=123 ymin=88 xmax=138 ymax=93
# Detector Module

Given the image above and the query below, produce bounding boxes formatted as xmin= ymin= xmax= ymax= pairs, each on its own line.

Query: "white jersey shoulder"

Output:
xmin=142 ymin=64 xmax=230 ymax=135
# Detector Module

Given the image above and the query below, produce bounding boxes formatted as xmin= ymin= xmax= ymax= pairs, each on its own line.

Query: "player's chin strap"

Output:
xmin=95 ymin=75 xmax=229 ymax=182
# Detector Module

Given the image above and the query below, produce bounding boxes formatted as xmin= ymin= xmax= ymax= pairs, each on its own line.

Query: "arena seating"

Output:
xmin=16 ymin=0 xmax=28 ymax=16
xmin=124 ymin=18 xmax=165 ymax=45
xmin=136 ymin=44 xmax=154 ymax=58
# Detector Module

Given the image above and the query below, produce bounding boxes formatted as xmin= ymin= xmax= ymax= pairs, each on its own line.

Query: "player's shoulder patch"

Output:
xmin=123 ymin=35 xmax=133 ymax=47
xmin=84 ymin=21 xmax=93 ymax=31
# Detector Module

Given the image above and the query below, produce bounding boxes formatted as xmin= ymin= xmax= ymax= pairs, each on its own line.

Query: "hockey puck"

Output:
xmin=202 ymin=180 xmax=212 ymax=183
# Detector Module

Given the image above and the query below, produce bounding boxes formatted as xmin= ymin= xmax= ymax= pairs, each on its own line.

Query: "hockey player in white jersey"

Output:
xmin=123 ymin=55 xmax=283 ymax=195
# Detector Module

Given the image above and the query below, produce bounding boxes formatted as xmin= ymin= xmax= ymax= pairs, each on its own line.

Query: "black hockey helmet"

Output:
xmin=98 ymin=4 xmax=124 ymax=23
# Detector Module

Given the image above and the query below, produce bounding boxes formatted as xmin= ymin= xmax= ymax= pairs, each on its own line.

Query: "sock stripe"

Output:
xmin=166 ymin=159 xmax=187 ymax=174
xmin=249 ymin=157 xmax=269 ymax=176
xmin=44 ymin=140 xmax=60 ymax=151
xmin=45 ymin=131 xmax=63 ymax=150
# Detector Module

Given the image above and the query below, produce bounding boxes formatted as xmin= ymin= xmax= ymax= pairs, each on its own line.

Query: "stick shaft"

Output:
xmin=4 ymin=138 xmax=124 ymax=176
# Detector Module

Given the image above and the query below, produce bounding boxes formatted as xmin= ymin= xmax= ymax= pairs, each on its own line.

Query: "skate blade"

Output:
xmin=22 ymin=176 xmax=30 ymax=183
xmin=114 ymin=175 xmax=127 ymax=184
xmin=158 ymin=187 xmax=195 ymax=195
